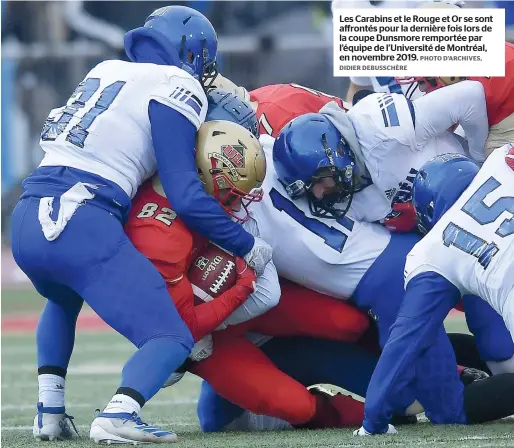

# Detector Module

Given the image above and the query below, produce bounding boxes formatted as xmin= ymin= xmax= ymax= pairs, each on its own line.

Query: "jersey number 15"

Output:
xmin=41 ymin=77 xmax=126 ymax=148
xmin=443 ymin=176 xmax=514 ymax=269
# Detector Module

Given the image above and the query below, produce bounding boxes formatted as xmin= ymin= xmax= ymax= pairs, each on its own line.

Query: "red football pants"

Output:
xmin=190 ymin=279 xmax=368 ymax=427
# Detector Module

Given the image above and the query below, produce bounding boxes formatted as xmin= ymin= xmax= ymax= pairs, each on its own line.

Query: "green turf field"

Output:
xmin=2 ymin=289 xmax=513 ymax=448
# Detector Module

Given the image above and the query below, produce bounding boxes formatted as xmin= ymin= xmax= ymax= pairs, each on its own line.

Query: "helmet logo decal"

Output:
xmin=209 ymin=151 xmax=240 ymax=181
xmin=222 ymin=144 xmax=245 ymax=168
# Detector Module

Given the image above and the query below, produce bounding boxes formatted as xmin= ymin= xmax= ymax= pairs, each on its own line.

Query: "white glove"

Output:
xmin=353 ymin=424 xmax=398 ymax=436
xmin=162 ymin=372 xmax=185 ymax=388
xmin=188 ymin=335 xmax=213 ymax=362
xmin=243 ymin=237 xmax=273 ymax=277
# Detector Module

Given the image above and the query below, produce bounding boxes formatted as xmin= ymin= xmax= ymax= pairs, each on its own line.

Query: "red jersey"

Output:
xmin=469 ymin=42 xmax=514 ymax=126
xmin=126 ymin=178 xmax=206 ymax=285
xmin=250 ymin=83 xmax=350 ymax=138
xmin=127 ymin=177 xmax=242 ymax=342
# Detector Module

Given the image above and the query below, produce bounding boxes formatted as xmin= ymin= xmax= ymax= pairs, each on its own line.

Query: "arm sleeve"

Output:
xmin=412 ymin=81 xmax=489 ymax=163
xmin=223 ymin=257 xmax=281 ymax=326
xmin=362 ymin=271 xmax=461 ymax=433
xmin=149 ymin=100 xmax=254 ymax=257
xmin=223 ymin=217 xmax=280 ymax=326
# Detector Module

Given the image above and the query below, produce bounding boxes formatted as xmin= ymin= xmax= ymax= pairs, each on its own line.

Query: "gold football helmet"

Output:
xmin=196 ymin=120 xmax=266 ymax=222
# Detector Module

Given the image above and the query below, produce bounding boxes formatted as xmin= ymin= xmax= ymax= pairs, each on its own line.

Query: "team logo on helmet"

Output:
xmin=222 ymin=144 xmax=245 ymax=169
xmin=208 ymin=144 xmax=246 ymax=183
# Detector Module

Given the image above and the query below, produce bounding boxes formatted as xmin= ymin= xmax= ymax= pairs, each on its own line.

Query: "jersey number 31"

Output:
xmin=41 ymin=77 xmax=126 ymax=148
xmin=443 ymin=176 xmax=514 ymax=269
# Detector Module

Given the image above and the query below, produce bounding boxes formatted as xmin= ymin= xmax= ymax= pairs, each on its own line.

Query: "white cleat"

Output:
xmin=33 ymin=402 xmax=79 ymax=441
xmin=90 ymin=412 xmax=177 ymax=445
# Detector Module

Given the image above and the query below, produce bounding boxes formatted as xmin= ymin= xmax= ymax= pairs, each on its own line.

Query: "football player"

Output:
xmin=133 ymin=91 xmax=373 ymax=430
xmin=10 ymin=6 xmax=271 ymax=445
xmin=359 ymin=146 xmax=514 ymax=435
xmin=211 ymin=77 xmax=514 ymax=423
xmin=212 ymin=78 xmax=514 ymax=374
xmin=125 ymin=117 xmax=275 ymax=346
xmin=252 ymin=83 xmax=514 ymax=375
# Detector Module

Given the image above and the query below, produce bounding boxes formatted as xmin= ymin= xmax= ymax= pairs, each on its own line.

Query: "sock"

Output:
xmin=102 ymin=394 xmax=141 ymax=416
xmin=38 ymin=374 xmax=65 ymax=408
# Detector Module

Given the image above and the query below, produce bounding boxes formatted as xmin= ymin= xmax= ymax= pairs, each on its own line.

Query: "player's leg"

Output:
xmin=247 ymin=278 xmax=369 ymax=342
xmin=191 ymin=333 xmax=363 ymax=429
xmin=262 ymin=336 xmax=377 ymax=398
xmin=352 ymin=232 xmax=421 ymax=348
xmin=411 ymin=325 xmax=466 ymax=425
xmin=31 ymin=284 xmax=83 ymax=441
xmin=12 ymin=197 xmax=193 ymax=443
xmin=11 ymin=199 xmax=83 ymax=440
xmin=362 ymin=273 xmax=465 ymax=434
xmin=463 ymin=295 xmax=514 ymax=374
xmin=68 ymin=219 xmax=194 ymax=443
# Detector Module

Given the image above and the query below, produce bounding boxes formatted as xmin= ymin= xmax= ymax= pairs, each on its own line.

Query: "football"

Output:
xmin=188 ymin=243 xmax=237 ymax=305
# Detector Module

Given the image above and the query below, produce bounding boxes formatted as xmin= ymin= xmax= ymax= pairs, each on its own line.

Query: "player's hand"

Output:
xmin=506 ymin=144 xmax=514 ymax=171
xmin=230 ymin=257 xmax=257 ymax=299
xmin=244 ymin=237 xmax=273 ymax=276
xmin=384 ymin=202 xmax=417 ymax=233
xmin=353 ymin=424 xmax=398 ymax=436
xmin=189 ymin=335 xmax=213 ymax=362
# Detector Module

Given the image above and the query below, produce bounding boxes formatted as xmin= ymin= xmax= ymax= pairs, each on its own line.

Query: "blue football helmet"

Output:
xmin=273 ymin=113 xmax=358 ymax=219
xmin=412 ymin=153 xmax=479 ymax=234
xmin=142 ymin=6 xmax=218 ymax=87
xmin=206 ymin=89 xmax=259 ymax=138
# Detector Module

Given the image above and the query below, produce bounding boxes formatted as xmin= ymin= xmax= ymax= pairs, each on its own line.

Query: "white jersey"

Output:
xmin=39 ymin=60 xmax=207 ymax=198
xmin=250 ymin=135 xmax=391 ymax=299
xmin=405 ymin=145 xmax=514 ymax=339
xmin=347 ymin=92 xmax=467 ymax=209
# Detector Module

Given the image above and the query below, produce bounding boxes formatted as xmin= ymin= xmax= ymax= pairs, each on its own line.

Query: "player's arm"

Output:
xmin=361 ymin=271 xmax=461 ymax=434
xmin=412 ymin=81 xmax=489 ymax=163
xmin=222 ymin=217 xmax=280 ymax=326
xmin=148 ymin=76 xmax=270 ymax=273
xmin=346 ymin=77 xmax=373 ymax=104
xmin=223 ymin=254 xmax=280 ymax=326
xmin=128 ymin=216 xmax=256 ymax=341
xmin=192 ymin=258 xmax=257 ymax=341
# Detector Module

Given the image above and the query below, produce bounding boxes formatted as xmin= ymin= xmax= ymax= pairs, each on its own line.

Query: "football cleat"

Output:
xmin=33 ymin=402 xmax=79 ymax=441
xmin=90 ymin=411 xmax=177 ymax=444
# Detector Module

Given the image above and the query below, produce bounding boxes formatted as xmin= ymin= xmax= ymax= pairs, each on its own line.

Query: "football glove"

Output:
xmin=384 ymin=202 xmax=417 ymax=233
xmin=244 ymin=237 xmax=273 ymax=276
xmin=189 ymin=334 xmax=213 ymax=362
